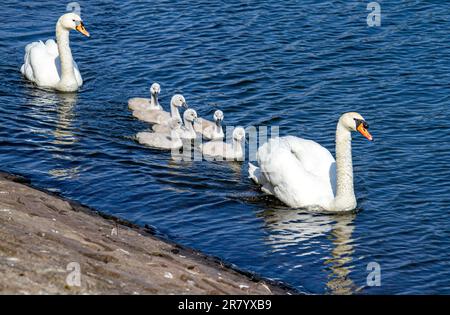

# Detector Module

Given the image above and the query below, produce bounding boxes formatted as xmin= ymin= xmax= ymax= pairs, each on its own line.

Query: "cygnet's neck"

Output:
xmin=150 ymin=93 xmax=159 ymax=108
xmin=232 ymin=138 xmax=243 ymax=157
xmin=170 ymin=103 xmax=182 ymax=121
xmin=183 ymin=118 xmax=196 ymax=137
xmin=215 ymin=121 xmax=223 ymax=135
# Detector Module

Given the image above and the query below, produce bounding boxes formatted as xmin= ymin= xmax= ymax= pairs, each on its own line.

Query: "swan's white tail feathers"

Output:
xmin=248 ymin=162 xmax=260 ymax=184
xmin=249 ymin=163 xmax=275 ymax=195
xmin=261 ymin=184 xmax=274 ymax=195
xmin=21 ymin=41 xmax=42 ymax=81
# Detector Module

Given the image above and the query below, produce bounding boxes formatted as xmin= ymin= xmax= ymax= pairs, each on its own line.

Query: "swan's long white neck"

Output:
xmin=233 ymin=139 xmax=243 ymax=157
xmin=170 ymin=103 xmax=182 ymax=121
xmin=150 ymin=93 xmax=159 ymax=108
xmin=56 ymin=22 xmax=78 ymax=90
xmin=183 ymin=118 xmax=195 ymax=133
xmin=215 ymin=121 xmax=222 ymax=134
xmin=331 ymin=121 xmax=357 ymax=211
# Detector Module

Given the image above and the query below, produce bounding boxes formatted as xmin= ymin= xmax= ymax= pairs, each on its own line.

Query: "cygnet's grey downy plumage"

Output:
xmin=133 ymin=94 xmax=187 ymax=124
xmin=136 ymin=118 xmax=183 ymax=150
xmin=128 ymin=82 xmax=162 ymax=111
xmin=153 ymin=109 xmax=198 ymax=140
xmin=201 ymin=127 xmax=245 ymax=161
xmin=194 ymin=110 xmax=224 ymax=140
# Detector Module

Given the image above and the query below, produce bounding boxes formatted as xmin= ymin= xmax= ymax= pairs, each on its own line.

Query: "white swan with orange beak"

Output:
xmin=249 ymin=112 xmax=373 ymax=211
xmin=21 ymin=13 xmax=90 ymax=92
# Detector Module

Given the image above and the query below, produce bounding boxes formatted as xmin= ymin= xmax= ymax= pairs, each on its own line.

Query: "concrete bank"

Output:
xmin=0 ymin=171 xmax=295 ymax=294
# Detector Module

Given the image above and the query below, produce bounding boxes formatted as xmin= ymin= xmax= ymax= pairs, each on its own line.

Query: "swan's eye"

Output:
xmin=354 ymin=118 xmax=369 ymax=129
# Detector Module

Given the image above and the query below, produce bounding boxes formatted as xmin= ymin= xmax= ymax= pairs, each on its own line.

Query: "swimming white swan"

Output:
xmin=248 ymin=112 xmax=373 ymax=211
xmin=128 ymin=82 xmax=163 ymax=111
xmin=20 ymin=13 xmax=90 ymax=92
xmin=136 ymin=118 xmax=183 ymax=150
xmin=133 ymin=94 xmax=187 ymax=124
xmin=201 ymin=127 xmax=245 ymax=161
xmin=194 ymin=110 xmax=224 ymax=140
xmin=153 ymin=109 xmax=198 ymax=140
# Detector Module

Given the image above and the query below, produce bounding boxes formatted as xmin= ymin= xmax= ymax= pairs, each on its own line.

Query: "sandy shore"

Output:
xmin=0 ymin=171 xmax=295 ymax=295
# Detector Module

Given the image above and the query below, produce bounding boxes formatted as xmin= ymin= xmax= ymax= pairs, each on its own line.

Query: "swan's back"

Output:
xmin=257 ymin=136 xmax=336 ymax=208
xmin=136 ymin=131 xmax=181 ymax=150
xmin=194 ymin=118 xmax=224 ymax=140
xmin=21 ymin=39 xmax=82 ymax=88
xmin=128 ymin=98 xmax=162 ymax=111
xmin=282 ymin=136 xmax=335 ymax=181
xmin=202 ymin=141 xmax=242 ymax=160
xmin=193 ymin=118 xmax=212 ymax=133
xmin=133 ymin=109 xmax=170 ymax=124
xmin=152 ymin=123 xmax=171 ymax=133
xmin=128 ymin=98 xmax=151 ymax=111
xmin=22 ymin=41 xmax=58 ymax=86
xmin=202 ymin=141 xmax=227 ymax=157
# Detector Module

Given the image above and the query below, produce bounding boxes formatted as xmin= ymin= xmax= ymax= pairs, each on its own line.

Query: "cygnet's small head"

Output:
xmin=58 ymin=13 xmax=90 ymax=37
xmin=150 ymin=83 xmax=161 ymax=96
xmin=232 ymin=127 xmax=246 ymax=142
xmin=183 ymin=109 xmax=198 ymax=123
xmin=171 ymin=94 xmax=188 ymax=108
xmin=169 ymin=117 xmax=182 ymax=129
xmin=213 ymin=110 xmax=224 ymax=125
xmin=340 ymin=112 xmax=373 ymax=141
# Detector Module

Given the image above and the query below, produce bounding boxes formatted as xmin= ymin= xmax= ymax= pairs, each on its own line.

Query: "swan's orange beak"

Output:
xmin=357 ymin=123 xmax=373 ymax=141
xmin=75 ymin=22 xmax=90 ymax=37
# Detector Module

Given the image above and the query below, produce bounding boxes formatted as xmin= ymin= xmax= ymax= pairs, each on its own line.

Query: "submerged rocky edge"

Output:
xmin=0 ymin=171 xmax=297 ymax=295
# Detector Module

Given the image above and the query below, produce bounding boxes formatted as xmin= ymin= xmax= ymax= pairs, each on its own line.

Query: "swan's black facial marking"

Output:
xmin=354 ymin=118 xmax=369 ymax=129
xmin=74 ymin=20 xmax=90 ymax=37
xmin=354 ymin=118 xmax=373 ymax=141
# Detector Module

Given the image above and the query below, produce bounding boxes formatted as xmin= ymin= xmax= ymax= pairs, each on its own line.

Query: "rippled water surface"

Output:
xmin=1 ymin=0 xmax=450 ymax=294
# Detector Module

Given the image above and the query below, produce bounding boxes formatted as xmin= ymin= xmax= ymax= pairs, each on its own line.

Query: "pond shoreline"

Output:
xmin=0 ymin=170 xmax=297 ymax=294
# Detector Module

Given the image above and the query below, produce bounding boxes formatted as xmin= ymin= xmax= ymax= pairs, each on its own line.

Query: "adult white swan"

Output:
xmin=128 ymin=82 xmax=163 ymax=111
xmin=248 ymin=112 xmax=373 ymax=212
xmin=133 ymin=94 xmax=187 ymax=124
xmin=20 ymin=13 xmax=90 ymax=92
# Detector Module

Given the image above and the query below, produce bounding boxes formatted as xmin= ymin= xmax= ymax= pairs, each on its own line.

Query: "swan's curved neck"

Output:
xmin=233 ymin=139 xmax=243 ymax=157
xmin=215 ymin=122 xmax=222 ymax=134
xmin=170 ymin=103 xmax=182 ymax=121
xmin=332 ymin=122 xmax=356 ymax=211
xmin=150 ymin=93 xmax=159 ymax=108
xmin=56 ymin=23 xmax=77 ymax=87
xmin=184 ymin=118 xmax=195 ymax=132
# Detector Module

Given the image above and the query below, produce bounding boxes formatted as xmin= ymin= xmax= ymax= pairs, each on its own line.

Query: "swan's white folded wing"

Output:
xmin=22 ymin=40 xmax=60 ymax=87
xmin=152 ymin=123 xmax=172 ymax=133
xmin=128 ymin=98 xmax=151 ymax=111
xmin=248 ymin=162 xmax=274 ymax=195
xmin=257 ymin=136 xmax=336 ymax=208
xmin=73 ymin=61 xmax=83 ymax=87
xmin=283 ymin=136 xmax=336 ymax=181
xmin=21 ymin=41 xmax=41 ymax=81
xmin=194 ymin=118 xmax=213 ymax=133
xmin=45 ymin=39 xmax=58 ymax=57
xmin=133 ymin=109 xmax=171 ymax=124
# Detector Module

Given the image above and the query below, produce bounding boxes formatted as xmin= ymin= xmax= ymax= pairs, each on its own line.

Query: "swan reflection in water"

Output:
xmin=26 ymin=88 xmax=80 ymax=180
xmin=259 ymin=207 xmax=357 ymax=294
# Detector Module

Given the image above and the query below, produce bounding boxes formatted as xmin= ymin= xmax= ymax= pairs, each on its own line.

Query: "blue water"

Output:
xmin=1 ymin=0 xmax=449 ymax=294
